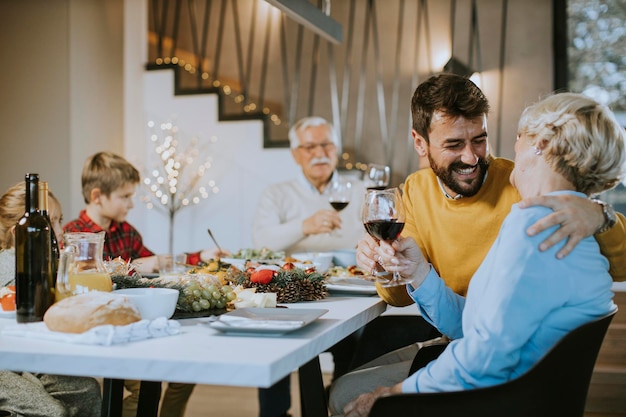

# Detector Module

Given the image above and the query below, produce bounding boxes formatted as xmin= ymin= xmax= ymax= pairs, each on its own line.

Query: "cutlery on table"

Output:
xmin=207 ymin=228 xmax=224 ymax=254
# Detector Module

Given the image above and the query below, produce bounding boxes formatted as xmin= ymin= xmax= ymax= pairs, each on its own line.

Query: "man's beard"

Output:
xmin=429 ymin=154 xmax=491 ymax=197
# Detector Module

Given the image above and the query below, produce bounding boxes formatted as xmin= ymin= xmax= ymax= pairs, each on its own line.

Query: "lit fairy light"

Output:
xmin=141 ymin=118 xmax=220 ymax=251
xmin=153 ymin=57 xmax=283 ymax=128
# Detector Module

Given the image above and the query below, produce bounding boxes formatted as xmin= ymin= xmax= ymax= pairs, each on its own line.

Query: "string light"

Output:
xmin=154 ymin=57 xmax=283 ymax=127
xmin=152 ymin=58 xmax=371 ymax=174
xmin=140 ymin=119 xmax=219 ymax=250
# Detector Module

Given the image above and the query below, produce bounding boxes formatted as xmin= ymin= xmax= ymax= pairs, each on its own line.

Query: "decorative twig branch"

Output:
xmin=140 ymin=120 xmax=219 ymax=252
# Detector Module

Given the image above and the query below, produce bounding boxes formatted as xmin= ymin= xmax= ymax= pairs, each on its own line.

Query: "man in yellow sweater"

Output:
xmin=361 ymin=74 xmax=625 ymax=306
xmin=351 ymin=73 xmax=626 ymax=362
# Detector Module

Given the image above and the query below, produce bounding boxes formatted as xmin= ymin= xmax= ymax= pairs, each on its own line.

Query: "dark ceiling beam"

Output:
xmin=264 ymin=0 xmax=343 ymax=44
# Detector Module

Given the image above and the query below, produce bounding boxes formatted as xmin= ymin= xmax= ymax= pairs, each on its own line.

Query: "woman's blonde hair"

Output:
xmin=518 ymin=92 xmax=626 ymax=195
xmin=0 ymin=182 xmax=60 ymax=250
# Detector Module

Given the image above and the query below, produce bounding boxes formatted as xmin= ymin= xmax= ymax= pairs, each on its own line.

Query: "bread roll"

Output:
xmin=44 ymin=291 xmax=141 ymax=333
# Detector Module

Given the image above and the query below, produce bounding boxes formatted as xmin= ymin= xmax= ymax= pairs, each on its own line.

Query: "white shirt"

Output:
xmin=252 ymin=172 xmax=366 ymax=254
xmin=0 ymin=248 xmax=15 ymax=287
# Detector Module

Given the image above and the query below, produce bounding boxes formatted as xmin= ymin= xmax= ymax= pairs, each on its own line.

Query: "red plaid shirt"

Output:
xmin=63 ymin=210 xmax=154 ymax=261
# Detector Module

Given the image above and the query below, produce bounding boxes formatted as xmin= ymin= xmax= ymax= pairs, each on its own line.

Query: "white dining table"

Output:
xmin=0 ymin=294 xmax=386 ymax=417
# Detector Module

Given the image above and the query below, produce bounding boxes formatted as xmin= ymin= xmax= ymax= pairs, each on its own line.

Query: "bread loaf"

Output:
xmin=44 ymin=291 xmax=141 ymax=333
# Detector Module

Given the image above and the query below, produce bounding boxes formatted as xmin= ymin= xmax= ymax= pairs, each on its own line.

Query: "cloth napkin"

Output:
xmin=1 ymin=317 xmax=181 ymax=346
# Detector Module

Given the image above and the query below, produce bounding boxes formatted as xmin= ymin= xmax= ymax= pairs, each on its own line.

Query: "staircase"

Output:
xmin=145 ymin=62 xmax=290 ymax=149
xmin=586 ymin=290 xmax=626 ymax=415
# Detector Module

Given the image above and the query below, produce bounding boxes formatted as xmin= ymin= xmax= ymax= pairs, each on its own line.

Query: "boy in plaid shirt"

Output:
xmin=63 ymin=151 xmax=157 ymax=273
xmin=63 ymin=151 xmax=194 ymax=417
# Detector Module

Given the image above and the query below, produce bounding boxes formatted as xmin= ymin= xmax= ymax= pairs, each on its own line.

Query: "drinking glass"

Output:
xmin=365 ymin=164 xmax=391 ymax=190
xmin=328 ymin=180 xmax=351 ymax=235
xmin=361 ymin=188 xmax=411 ymax=286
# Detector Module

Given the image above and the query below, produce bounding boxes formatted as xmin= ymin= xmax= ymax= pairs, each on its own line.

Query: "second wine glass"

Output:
xmin=328 ymin=180 xmax=351 ymax=236
xmin=365 ymin=164 xmax=391 ymax=190
xmin=361 ymin=188 xmax=412 ymax=286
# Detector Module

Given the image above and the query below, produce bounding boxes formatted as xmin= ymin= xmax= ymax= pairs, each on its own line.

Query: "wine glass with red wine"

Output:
xmin=328 ymin=180 xmax=351 ymax=235
xmin=361 ymin=188 xmax=412 ymax=286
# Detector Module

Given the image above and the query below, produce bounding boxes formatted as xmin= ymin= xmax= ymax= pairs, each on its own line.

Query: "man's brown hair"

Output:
xmin=411 ymin=73 xmax=490 ymax=143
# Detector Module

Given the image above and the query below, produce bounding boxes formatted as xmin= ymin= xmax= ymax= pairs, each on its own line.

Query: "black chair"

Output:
xmin=369 ymin=310 xmax=617 ymax=417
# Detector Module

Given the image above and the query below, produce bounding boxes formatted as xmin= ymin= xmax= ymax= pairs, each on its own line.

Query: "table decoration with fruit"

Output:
xmin=107 ymin=251 xmax=329 ymax=318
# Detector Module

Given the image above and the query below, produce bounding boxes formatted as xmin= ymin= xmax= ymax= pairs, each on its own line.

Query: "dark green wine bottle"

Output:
xmin=39 ymin=181 xmax=59 ymax=299
xmin=15 ymin=173 xmax=55 ymax=322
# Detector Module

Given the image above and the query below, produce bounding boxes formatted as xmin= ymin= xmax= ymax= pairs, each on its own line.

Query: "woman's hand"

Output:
xmin=343 ymin=386 xmax=394 ymax=417
xmin=343 ymin=383 xmax=402 ymax=417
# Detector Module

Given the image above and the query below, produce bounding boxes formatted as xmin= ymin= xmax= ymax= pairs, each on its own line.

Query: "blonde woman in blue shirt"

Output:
xmin=330 ymin=92 xmax=624 ymax=416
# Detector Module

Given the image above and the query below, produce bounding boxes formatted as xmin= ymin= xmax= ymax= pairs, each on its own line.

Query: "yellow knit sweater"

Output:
xmin=377 ymin=157 xmax=626 ymax=307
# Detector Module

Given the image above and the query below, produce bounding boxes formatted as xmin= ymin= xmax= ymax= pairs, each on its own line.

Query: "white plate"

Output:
xmin=221 ymin=257 xmax=283 ymax=269
xmin=326 ymin=276 xmax=378 ymax=295
xmin=208 ymin=307 xmax=328 ymax=336
xmin=0 ymin=309 xmax=16 ymax=319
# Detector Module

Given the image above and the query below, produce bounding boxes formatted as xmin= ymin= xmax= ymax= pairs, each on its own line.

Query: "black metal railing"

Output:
xmin=147 ymin=0 xmax=501 ymax=181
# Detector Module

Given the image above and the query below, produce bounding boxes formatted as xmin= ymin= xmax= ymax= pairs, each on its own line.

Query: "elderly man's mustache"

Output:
xmin=309 ymin=157 xmax=333 ymax=167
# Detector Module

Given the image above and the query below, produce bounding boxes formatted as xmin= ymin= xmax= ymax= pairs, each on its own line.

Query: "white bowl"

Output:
xmin=290 ymin=252 xmax=333 ymax=273
xmin=331 ymin=249 xmax=357 ymax=267
xmin=114 ymin=288 xmax=179 ymax=320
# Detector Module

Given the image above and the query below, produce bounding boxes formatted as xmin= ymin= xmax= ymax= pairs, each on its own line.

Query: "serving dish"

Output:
xmin=114 ymin=288 xmax=179 ymax=320
xmin=325 ymin=276 xmax=378 ymax=295
xmin=208 ymin=307 xmax=328 ymax=336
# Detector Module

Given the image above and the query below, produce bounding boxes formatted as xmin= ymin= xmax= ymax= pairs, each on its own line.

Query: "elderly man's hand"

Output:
xmin=302 ymin=209 xmax=342 ymax=235
xmin=343 ymin=386 xmax=395 ymax=417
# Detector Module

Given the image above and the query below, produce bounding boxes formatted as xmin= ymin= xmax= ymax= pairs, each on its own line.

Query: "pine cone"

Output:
xmin=278 ymin=283 xmax=300 ymax=303
xmin=227 ymin=266 xmax=328 ymax=302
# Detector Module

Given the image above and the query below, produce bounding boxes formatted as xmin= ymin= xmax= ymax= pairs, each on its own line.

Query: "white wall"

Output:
xmin=126 ymin=70 xmax=300 ymax=255
xmin=0 ymin=1 xmax=71 ymax=201
xmin=0 ymin=0 xmax=125 ymax=218
xmin=0 ymin=0 xmax=555 ymax=256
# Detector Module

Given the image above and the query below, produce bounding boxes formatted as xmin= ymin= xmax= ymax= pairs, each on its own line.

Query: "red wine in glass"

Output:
xmin=330 ymin=201 xmax=349 ymax=212
xmin=364 ymin=220 xmax=405 ymax=241
xmin=361 ymin=188 xmax=411 ymax=286
xmin=328 ymin=180 xmax=351 ymax=235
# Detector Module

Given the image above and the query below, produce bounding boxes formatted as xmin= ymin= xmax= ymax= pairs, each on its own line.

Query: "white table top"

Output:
xmin=0 ymin=295 xmax=386 ymax=388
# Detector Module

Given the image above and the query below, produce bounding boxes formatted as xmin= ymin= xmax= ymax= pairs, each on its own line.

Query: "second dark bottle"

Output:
xmin=15 ymin=173 xmax=55 ymax=322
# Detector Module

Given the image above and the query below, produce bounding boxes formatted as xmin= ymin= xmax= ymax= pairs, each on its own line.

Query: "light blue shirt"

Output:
xmin=403 ymin=190 xmax=616 ymax=393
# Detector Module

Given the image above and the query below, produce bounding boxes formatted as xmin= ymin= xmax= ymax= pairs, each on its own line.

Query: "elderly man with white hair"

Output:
xmin=251 ymin=116 xmax=367 ymax=417
xmin=252 ymin=116 xmax=365 ymax=255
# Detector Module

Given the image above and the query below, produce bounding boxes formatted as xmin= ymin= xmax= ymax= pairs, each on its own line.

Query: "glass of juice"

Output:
xmin=56 ymin=232 xmax=112 ymax=301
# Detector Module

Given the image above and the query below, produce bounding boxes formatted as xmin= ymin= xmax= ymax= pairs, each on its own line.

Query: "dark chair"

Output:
xmin=369 ymin=310 xmax=617 ymax=417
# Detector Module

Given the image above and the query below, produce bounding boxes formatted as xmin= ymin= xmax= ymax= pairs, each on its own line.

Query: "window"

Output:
xmin=557 ymin=0 xmax=626 ymax=212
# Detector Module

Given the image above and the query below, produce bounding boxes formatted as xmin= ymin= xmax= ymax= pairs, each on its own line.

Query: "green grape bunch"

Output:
xmin=178 ymin=279 xmax=237 ymax=312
